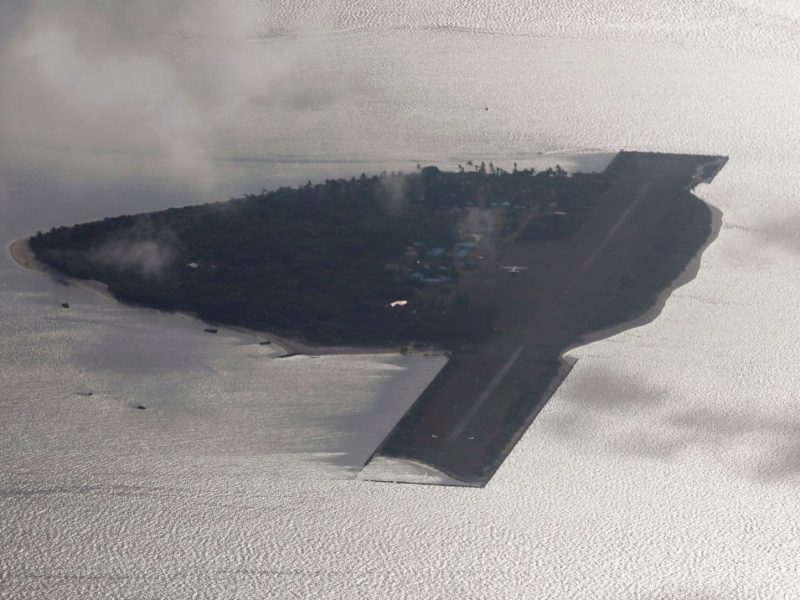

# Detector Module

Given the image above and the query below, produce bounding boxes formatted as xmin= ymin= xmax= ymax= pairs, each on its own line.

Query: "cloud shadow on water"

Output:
xmin=547 ymin=367 xmax=800 ymax=482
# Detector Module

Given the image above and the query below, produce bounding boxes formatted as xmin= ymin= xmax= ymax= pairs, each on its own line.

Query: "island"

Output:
xmin=21 ymin=151 xmax=727 ymax=486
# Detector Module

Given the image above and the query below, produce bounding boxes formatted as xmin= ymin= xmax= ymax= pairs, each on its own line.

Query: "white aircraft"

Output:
xmin=500 ymin=265 xmax=529 ymax=273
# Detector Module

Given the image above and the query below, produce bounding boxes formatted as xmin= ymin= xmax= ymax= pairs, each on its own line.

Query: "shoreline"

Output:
xmin=9 ymin=237 xmax=115 ymax=300
xmin=365 ymin=152 xmax=728 ymax=485
xmin=358 ymin=456 xmax=478 ymax=487
xmin=364 ymin=198 xmax=723 ymax=487
xmin=10 ymin=155 xmax=724 ymax=488
xmin=561 ymin=156 xmax=727 ymax=355
xmin=8 ymin=237 xmax=432 ymax=358
xmin=562 ymin=200 xmax=723 ymax=356
xmin=504 ymin=199 xmax=723 ymax=486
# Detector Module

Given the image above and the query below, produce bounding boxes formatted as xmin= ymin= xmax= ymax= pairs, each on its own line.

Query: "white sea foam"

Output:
xmin=358 ymin=456 xmax=465 ymax=486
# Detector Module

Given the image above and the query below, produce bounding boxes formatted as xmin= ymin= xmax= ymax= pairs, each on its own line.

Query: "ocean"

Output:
xmin=1 ymin=0 xmax=799 ymax=597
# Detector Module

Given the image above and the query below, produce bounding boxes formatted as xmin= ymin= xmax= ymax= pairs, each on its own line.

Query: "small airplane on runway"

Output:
xmin=499 ymin=265 xmax=529 ymax=273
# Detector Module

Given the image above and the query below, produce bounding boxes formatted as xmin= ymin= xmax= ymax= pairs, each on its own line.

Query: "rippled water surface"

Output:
xmin=2 ymin=1 xmax=800 ymax=597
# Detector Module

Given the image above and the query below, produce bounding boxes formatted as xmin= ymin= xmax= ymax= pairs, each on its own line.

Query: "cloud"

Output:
xmin=86 ymin=218 xmax=178 ymax=278
xmin=754 ymin=213 xmax=800 ymax=256
xmin=0 ymin=1 xmax=338 ymax=190
xmin=377 ymin=173 xmax=409 ymax=214
xmin=547 ymin=366 xmax=800 ymax=481
xmin=88 ymin=237 xmax=177 ymax=278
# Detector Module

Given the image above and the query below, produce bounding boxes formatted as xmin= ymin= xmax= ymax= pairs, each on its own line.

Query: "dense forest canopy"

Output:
xmin=30 ymin=164 xmax=606 ymax=346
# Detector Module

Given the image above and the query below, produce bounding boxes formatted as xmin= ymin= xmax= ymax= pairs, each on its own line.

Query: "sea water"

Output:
xmin=1 ymin=1 xmax=799 ymax=597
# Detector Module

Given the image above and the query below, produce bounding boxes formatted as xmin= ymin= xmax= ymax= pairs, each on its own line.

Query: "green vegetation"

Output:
xmin=30 ymin=164 xmax=603 ymax=347
xmin=581 ymin=190 xmax=712 ymax=334
xmin=371 ymin=152 xmax=724 ymax=484
xmin=515 ymin=172 xmax=607 ymax=242
xmin=29 ymin=152 xmax=722 ymax=485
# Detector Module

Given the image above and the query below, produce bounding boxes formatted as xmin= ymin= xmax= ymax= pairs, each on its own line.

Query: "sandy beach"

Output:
xmin=9 ymin=237 xmax=114 ymax=299
xmin=490 ymin=201 xmax=726 ymax=475
xmin=369 ymin=152 xmax=727 ymax=484
xmin=8 ymin=236 xmax=422 ymax=358
xmin=563 ymin=156 xmax=728 ymax=355
xmin=563 ymin=201 xmax=723 ymax=355
xmin=8 ymin=179 xmax=719 ymax=370
xmin=361 ymin=202 xmax=722 ymax=484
